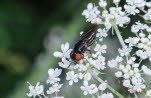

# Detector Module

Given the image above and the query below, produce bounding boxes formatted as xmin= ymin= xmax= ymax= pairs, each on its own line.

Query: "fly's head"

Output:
xmin=70 ymin=51 xmax=83 ymax=61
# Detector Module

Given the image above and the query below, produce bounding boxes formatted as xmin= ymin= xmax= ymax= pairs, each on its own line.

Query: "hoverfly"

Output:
xmin=70 ymin=24 xmax=98 ymax=61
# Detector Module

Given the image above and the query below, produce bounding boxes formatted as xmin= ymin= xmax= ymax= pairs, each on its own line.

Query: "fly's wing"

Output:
xmin=78 ymin=24 xmax=98 ymax=46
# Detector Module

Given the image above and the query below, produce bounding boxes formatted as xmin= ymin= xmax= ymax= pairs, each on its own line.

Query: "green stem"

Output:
xmin=92 ymin=73 xmax=125 ymax=98
xmin=113 ymin=25 xmax=126 ymax=47
xmin=134 ymin=93 xmax=138 ymax=98
xmin=38 ymin=95 xmax=43 ymax=98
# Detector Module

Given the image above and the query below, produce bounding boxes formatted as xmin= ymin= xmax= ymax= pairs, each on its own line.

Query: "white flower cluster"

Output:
xmin=27 ymin=0 xmax=151 ymax=98
xmin=46 ymin=68 xmax=63 ymax=95
xmin=27 ymin=34 xmax=111 ymax=98
xmin=27 ymin=68 xmax=63 ymax=98
xmin=54 ymin=43 xmax=72 ymax=60
xmin=126 ymin=22 xmax=151 ymax=60
xmin=126 ymin=0 xmax=146 ymax=8
xmin=54 ymin=43 xmax=72 ymax=68
xmin=51 ymin=19 xmax=112 ymax=97
xmin=125 ymin=0 xmax=151 ymax=21
xmin=108 ymin=56 xmax=148 ymax=93
xmin=82 ymin=0 xmax=136 ymax=30
xmin=118 ymin=45 xmax=132 ymax=56
xmin=27 ymin=82 xmax=45 ymax=98
xmin=146 ymin=90 xmax=151 ymax=97
xmin=53 ymin=40 xmax=112 ymax=97
xmin=143 ymin=8 xmax=151 ymax=21
xmin=96 ymin=28 xmax=108 ymax=42
xmin=82 ymin=3 xmax=102 ymax=24
xmin=80 ymin=80 xmax=114 ymax=98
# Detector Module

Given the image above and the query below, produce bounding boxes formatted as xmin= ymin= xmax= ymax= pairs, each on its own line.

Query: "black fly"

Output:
xmin=70 ymin=24 xmax=98 ymax=61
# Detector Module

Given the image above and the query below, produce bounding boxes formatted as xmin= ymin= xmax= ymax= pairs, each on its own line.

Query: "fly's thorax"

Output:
xmin=74 ymin=40 xmax=87 ymax=54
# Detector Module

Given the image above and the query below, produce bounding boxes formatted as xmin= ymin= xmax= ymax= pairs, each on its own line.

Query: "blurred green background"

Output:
xmin=0 ymin=0 xmax=150 ymax=98
xmin=0 ymin=0 xmax=89 ymax=98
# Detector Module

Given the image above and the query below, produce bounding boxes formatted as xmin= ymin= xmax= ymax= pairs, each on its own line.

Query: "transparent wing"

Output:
xmin=77 ymin=24 xmax=97 ymax=46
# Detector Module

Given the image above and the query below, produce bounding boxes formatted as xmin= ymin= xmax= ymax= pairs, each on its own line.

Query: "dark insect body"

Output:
xmin=70 ymin=24 xmax=98 ymax=61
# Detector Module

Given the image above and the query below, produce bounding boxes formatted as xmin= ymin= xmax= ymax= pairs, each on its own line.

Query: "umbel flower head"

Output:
xmin=26 ymin=0 xmax=151 ymax=98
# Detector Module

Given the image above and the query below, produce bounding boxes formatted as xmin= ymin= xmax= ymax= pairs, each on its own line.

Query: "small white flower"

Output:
xmin=134 ymin=68 xmax=139 ymax=73
xmin=58 ymin=58 xmax=70 ymax=68
xmin=84 ymin=72 xmax=92 ymax=81
xmin=89 ymin=55 xmax=106 ymax=70
xmin=53 ymin=43 xmax=72 ymax=59
xmin=115 ymin=56 xmax=123 ymax=62
xmin=133 ymin=63 xmax=139 ymax=68
xmin=115 ymin=71 xmax=122 ymax=78
xmin=74 ymin=63 xmax=89 ymax=71
xmin=104 ymin=18 xmax=112 ymax=29
xmin=123 ymin=80 xmax=130 ymax=87
xmin=139 ymin=33 xmax=146 ymax=38
xmin=98 ymin=82 xmax=107 ymax=91
xmin=47 ymin=83 xmax=63 ymax=94
xmin=125 ymin=37 xmax=140 ymax=46
xmin=94 ymin=44 xmax=107 ymax=54
xmin=146 ymin=2 xmax=151 ymax=7
xmin=27 ymin=82 xmax=44 ymax=98
xmin=124 ymin=5 xmax=139 ymax=15
xmin=80 ymin=81 xmax=98 ymax=95
xmin=96 ymin=28 xmax=108 ymax=42
xmin=116 ymin=16 xmax=130 ymax=27
xmin=99 ymin=0 xmax=107 ymax=8
xmin=80 ymin=81 xmax=90 ymax=95
xmin=118 ymin=46 xmax=132 ymax=56
xmin=137 ymin=43 xmax=144 ymax=49
xmin=132 ymin=79 xmax=146 ymax=92
xmin=126 ymin=64 xmax=131 ymax=70
xmin=147 ymin=27 xmax=151 ymax=32
xmin=141 ymin=65 xmax=151 ymax=76
xmin=129 ymin=70 xmax=134 ymax=76
xmin=126 ymin=0 xmax=146 ymax=8
xmin=79 ymin=73 xmax=84 ymax=79
xmin=127 ymin=57 xmax=136 ymax=64
xmin=47 ymin=68 xmax=62 ymax=84
xmin=119 ymin=64 xmax=125 ymax=70
xmin=136 ymin=50 xmax=148 ymax=59
xmin=82 ymin=3 xmax=102 ymax=24
xmin=123 ymin=73 xmax=130 ymax=79
xmin=108 ymin=59 xmax=118 ymax=68
xmin=131 ymin=22 xmax=148 ymax=33
xmin=143 ymin=9 xmax=151 ymax=21
xmin=146 ymin=90 xmax=151 ymax=97
xmin=66 ymin=71 xmax=79 ymax=85
xmin=99 ymin=93 xmax=114 ymax=98
xmin=131 ymin=77 xmax=142 ymax=85
xmin=122 ymin=68 xmax=129 ymax=73
xmin=113 ymin=0 xmax=120 ymax=4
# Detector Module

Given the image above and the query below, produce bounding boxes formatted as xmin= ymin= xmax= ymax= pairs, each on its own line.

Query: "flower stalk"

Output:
xmin=92 ymin=72 xmax=125 ymax=98
xmin=113 ymin=25 xmax=126 ymax=47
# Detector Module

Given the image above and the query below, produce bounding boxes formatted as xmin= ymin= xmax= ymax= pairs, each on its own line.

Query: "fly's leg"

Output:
xmin=87 ymin=49 xmax=96 ymax=59
xmin=86 ymin=49 xmax=92 ymax=55
xmin=85 ymin=49 xmax=95 ymax=59
xmin=82 ymin=54 xmax=84 ymax=59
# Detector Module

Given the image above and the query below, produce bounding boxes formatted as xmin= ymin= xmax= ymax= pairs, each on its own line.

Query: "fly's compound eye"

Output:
xmin=75 ymin=53 xmax=83 ymax=61
xmin=70 ymin=51 xmax=75 ymax=60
